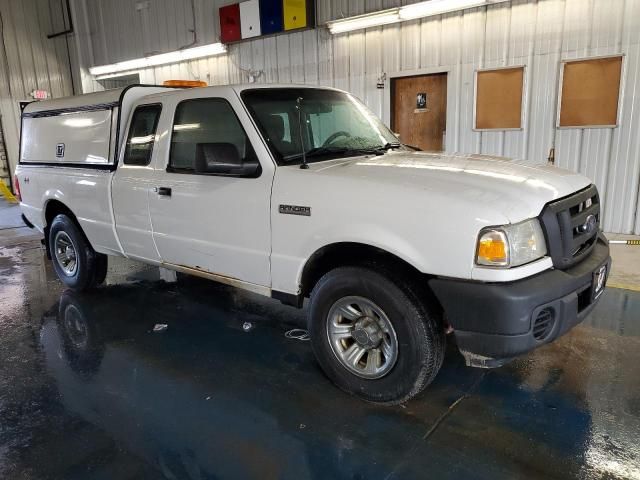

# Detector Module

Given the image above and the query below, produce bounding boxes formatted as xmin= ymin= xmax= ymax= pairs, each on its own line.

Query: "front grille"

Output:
xmin=533 ymin=308 xmax=555 ymax=341
xmin=539 ymin=185 xmax=600 ymax=269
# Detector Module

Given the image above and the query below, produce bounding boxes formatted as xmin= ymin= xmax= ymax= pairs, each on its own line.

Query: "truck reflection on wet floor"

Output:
xmin=28 ymin=275 xmax=637 ymax=479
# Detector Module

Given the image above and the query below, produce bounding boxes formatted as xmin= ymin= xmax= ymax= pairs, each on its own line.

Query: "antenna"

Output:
xmin=296 ymin=97 xmax=308 ymax=170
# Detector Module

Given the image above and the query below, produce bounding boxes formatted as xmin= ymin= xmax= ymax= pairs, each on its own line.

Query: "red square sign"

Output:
xmin=220 ymin=4 xmax=242 ymax=43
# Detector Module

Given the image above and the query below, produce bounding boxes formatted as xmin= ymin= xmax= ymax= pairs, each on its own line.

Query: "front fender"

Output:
xmin=294 ymin=224 xmax=428 ymax=286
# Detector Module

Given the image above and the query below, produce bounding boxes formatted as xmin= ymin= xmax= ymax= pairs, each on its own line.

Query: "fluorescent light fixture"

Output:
xmin=327 ymin=9 xmax=400 ymax=34
xmin=89 ymin=42 xmax=227 ymax=77
xmin=401 ymin=0 xmax=493 ymax=19
xmin=327 ymin=0 xmax=509 ymax=34
xmin=94 ymin=72 xmax=137 ymax=81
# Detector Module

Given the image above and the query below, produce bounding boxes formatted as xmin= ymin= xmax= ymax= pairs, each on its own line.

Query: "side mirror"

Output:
xmin=194 ymin=143 xmax=260 ymax=177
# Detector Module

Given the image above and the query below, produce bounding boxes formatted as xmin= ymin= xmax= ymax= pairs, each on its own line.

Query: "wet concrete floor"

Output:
xmin=0 ymin=238 xmax=639 ymax=479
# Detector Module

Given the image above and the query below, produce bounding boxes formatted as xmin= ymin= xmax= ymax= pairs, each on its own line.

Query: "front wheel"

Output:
xmin=49 ymin=214 xmax=107 ymax=291
xmin=309 ymin=267 xmax=445 ymax=405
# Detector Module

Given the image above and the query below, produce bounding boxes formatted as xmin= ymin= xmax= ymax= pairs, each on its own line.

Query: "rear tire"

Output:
xmin=309 ymin=266 xmax=445 ymax=405
xmin=49 ymin=214 xmax=107 ymax=291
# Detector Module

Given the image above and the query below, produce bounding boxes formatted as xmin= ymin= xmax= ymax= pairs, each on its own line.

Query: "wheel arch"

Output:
xmin=299 ymin=242 xmax=441 ymax=308
xmin=43 ymin=200 xmax=85 ymax=258
xmin=44 ymin=199 xmax=79 ymax=226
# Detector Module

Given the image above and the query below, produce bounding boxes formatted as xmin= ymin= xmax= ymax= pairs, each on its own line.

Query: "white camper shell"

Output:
xmin=20 ymin=86 xmax=170 ymax=167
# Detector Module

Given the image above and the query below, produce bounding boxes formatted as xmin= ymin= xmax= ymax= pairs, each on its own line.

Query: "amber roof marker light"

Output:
xmin=163 ymin=80 xmax=208 ymax=88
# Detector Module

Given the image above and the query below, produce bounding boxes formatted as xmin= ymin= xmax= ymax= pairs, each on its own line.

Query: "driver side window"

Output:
xmin=168 ymin=98 xmax=258 ymax=173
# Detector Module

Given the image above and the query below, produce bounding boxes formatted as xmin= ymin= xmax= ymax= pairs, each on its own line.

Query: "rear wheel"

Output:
xmin=49 ymin=214 xmax=107 ymax=291
xmin=309 ymin=266 xmax=445 ymax=405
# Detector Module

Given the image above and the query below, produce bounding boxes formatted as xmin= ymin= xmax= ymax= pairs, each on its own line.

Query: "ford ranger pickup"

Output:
xmin=14 ymin=84 xmax=611 ymax=404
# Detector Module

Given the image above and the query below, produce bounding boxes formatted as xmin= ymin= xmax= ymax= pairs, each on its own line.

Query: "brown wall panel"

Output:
xmin=475 ymin=67 xmax=524 ymax=130
xmin=559 ymin=56 xmax=623 ymax=127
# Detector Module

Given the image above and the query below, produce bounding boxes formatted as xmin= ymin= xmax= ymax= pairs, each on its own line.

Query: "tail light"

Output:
xmin=13 ymin=176 xmax=21 ymax=201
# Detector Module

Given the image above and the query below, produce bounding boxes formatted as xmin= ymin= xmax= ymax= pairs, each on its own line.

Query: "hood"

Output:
xmin=306 ymin=151 xmax=592 ymax=222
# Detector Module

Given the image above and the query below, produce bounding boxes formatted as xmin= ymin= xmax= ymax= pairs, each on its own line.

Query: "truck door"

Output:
xmin=147 ymin=91 xmax=274 ymax=288
xmin=112 ymin=103 xmax=163 ymax=262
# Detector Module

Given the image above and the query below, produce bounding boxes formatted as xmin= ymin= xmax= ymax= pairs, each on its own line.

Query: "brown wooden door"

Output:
xmin=391 ymin=73 xmax=447 ymax=151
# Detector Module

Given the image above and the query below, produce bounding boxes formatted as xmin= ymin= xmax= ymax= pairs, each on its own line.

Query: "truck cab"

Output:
xmin=15 ymin=84 xmax=610 ymax=404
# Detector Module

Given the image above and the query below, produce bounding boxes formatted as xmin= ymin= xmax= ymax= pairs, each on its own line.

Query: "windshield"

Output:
xmin=241 ymin=88 xmax=402 ymax=166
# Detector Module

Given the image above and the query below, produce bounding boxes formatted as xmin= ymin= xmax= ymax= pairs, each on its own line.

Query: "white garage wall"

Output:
xmin=75 ymin=0 xmax=640 ymax=234
xmin=80 ymin=0 xmax=416 ymax=66
xmin=0 ymin=0 xmax=75 ymax=184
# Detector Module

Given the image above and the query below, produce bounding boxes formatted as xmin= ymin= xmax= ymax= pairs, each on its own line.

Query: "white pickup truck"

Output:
xmin=15 ymin=84 xmax=610 ymax=404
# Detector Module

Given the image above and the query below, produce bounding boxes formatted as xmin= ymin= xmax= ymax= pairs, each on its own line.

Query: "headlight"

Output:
xmin=476 ymin=219 xmax=547 ymax=268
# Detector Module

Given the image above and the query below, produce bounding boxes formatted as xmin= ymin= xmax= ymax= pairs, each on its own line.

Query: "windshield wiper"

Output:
xmin=383 ymin=142 xmax=402 ymax=150
xmin=283 ymin=146 xmax=386 ymax=163
xmin=402 ymin=143 xmax=421 ymax=151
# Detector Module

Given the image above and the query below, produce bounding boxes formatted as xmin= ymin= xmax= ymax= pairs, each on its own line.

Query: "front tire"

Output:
xmin=309 ymin=266 xmax=445 ymax=405
xmin=49 ymin=214 xmax=107 ymax=291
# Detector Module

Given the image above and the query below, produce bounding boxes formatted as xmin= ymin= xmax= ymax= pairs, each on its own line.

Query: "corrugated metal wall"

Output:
xmin=78 ymin=0 xmax=640 ymax=234
xmin=0 ymin=0 xmax=75 ymax=183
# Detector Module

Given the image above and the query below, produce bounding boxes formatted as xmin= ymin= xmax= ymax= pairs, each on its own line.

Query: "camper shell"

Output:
xmin=20 ymin=86 xmax=171 ymax=169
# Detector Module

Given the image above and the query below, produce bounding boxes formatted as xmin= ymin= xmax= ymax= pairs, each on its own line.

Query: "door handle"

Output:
xmin=155 ymin=187 xmax=172 ymax=196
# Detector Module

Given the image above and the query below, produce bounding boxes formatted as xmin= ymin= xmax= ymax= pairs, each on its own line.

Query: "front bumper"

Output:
xmin=429 ymin=234 xmax=611 ymax=368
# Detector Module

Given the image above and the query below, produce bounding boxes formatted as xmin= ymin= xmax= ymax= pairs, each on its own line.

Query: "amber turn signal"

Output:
xmin=476 ymin=229 xmax=509 ymax=266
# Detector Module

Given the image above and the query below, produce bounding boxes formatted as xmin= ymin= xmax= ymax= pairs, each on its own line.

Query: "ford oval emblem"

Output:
xmin=579 ymin=214 xmax=597 ymax=234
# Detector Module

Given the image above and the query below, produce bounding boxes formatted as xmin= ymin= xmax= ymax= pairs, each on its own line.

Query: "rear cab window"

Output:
xmin=123 ymin=104 xmax=162 ymax=166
